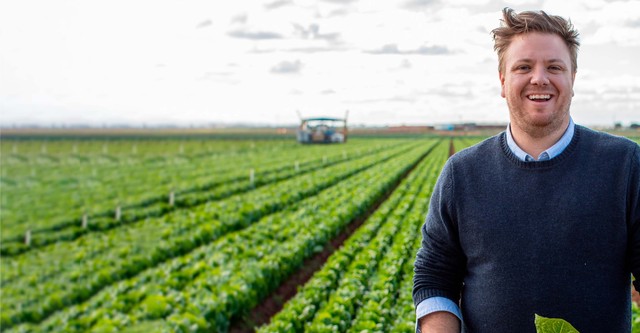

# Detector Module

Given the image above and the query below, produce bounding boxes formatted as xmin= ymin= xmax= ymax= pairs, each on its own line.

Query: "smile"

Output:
xmin=527 ymin=94 xmax=551 ymax=101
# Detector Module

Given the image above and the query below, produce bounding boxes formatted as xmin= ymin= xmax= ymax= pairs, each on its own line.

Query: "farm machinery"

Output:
xmin=296 ymin=111 xmax=348 ymax=144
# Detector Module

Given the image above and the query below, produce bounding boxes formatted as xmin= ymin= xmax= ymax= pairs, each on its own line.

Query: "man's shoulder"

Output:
xmin=577 ymin=125 xmax=639 ymax=154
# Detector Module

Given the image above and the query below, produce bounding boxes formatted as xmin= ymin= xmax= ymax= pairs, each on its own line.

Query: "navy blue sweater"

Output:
xmin=413 ymin=126 xmax=640 ymax=332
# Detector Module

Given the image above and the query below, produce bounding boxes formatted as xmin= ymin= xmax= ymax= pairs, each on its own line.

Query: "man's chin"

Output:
xmin=516 ymin=115 xmax=568 ymax=137
xmin=516 ymin=115 xmax=552 ymax=129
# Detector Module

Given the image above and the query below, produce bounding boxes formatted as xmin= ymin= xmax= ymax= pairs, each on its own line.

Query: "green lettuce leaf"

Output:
xmin=535 ymin=314 xmax=580 ymax=333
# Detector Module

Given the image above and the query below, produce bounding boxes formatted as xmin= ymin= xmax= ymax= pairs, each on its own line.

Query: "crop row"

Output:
xmin=0 ymin=139 xmax=293 ymax=158
xmin=2 ymin=140 xmax=401 ymax=254
xmin=2 ymin=139 xmax=438 ymax=332
xmin=257 ymin=140 xmax=447 ymax=332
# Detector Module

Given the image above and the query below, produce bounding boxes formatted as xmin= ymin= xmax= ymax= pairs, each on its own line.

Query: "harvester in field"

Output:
xmin=296 ymin=111 xmax=348 ymax=144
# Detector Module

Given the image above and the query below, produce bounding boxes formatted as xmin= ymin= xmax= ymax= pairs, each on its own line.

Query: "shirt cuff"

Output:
xmin=415 ymin=296 xmax=462 ymax=333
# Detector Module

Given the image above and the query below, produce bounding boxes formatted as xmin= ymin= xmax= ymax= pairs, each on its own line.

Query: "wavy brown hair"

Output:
xmin=492 ymin=7 xmax=580 ymax=74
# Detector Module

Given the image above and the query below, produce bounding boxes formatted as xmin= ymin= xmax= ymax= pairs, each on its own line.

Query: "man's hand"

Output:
xmin=420 ymin=311 xmax=461 ymax=333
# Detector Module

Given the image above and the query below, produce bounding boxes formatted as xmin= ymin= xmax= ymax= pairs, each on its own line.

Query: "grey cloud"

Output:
xmin=321 ymin=89 xmax=336 ymax=95
xmin=228 ymin=30 xmax=283 ymax=40
xmin=415 ymin=45 xmax=450 ymax=55
xmin=265 ymin=0 xmax=293 ymax=9
xmin=321 ymin=0 xmax=358 ymax=3
xmin=402 ymin=0 xmax=439 ymax=10
xmin=600 ymin=86 xmax=640 ymax=98
xmin=626 ymin=18 xmax=640 ymax=28
xmin=271 ymin=60 xmax=303 ymax=74
xmin=288 ymin=46 xmax=347 ymax=53
xmin=389 ymin=95 xmax=417 ymax=103
xmin=196 ymin=20 xmax=212 ymax=29
xmin=430 ymin=86 xmax=473 ymax=98
xmin=366 ymin=43 xmax=452 ymax=55
xmin=319 ymin=32 xmax=340 ymax=42
xmin=328 ymin=8 xmax=350 ymax=16
xmin=579 ymin=86 xmax=640 ymax=97
xmin=231 ymin=13 xmax=248 ymax=24
xmin=292 ymin=23 xmax=341 ymax=42
xmin=369 ymin=44 xmax=402 ymax=54
xmin=249 ymin=44 xmax=349 ymax=54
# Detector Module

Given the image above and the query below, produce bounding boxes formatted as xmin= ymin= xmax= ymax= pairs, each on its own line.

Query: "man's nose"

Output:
xmin=530 ymin=67 xmax=550 ymax=86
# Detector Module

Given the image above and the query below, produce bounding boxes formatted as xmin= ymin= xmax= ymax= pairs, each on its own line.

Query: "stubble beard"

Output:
xmin=509 ymin=98 xmax=572 ymax=139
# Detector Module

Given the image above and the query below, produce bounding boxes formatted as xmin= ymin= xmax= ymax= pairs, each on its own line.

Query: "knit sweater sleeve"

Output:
xmin=626 ymin=145 xmax=640 ymax=290
xmin=413 ymin=158 xmax=466 ymax=306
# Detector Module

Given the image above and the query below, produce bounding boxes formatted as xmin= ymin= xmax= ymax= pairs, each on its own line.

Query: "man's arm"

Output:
xmin=628 ymin=146 xmax=640 ymax=290
xmin=416 ymin=297 xmax=462 ymax=333
xmin=420 ymin=311 xmax=460 ymax=333
xmin=413 ymin=161 xmax=466 ymax=331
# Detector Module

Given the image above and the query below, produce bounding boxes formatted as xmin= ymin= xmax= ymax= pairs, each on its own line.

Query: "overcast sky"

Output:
xmin=1 ymin=0 xmax=639 ymax=127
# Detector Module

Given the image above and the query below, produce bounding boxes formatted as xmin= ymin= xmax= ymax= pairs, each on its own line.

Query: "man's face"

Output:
xmin=500 ymin=32 xmax=576 ymax=137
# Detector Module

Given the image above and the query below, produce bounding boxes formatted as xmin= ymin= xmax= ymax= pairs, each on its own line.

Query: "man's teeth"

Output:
xmin=528 ymin=94 xmax=551 ymax=100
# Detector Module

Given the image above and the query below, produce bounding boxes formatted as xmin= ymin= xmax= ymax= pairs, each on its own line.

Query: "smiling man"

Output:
xmin=412 ymin=8 xmax=640 ymax=333
xmin=501 ymin=32 xmax=575 ymax=156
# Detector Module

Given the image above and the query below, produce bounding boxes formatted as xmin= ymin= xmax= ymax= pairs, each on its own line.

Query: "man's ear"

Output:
xmin=499 ymin=71 xmax=506 ymax=98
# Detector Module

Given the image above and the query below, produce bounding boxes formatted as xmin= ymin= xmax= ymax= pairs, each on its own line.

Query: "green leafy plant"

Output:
xmin=535 ymin=314 xmax=580 ymax=333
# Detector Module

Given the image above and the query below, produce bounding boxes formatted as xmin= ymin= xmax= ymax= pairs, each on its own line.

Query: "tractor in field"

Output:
xmin=296 ymin=113 xmax=348 ymax=144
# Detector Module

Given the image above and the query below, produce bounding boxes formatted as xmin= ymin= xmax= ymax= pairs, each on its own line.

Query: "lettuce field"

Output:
xmin=1 ymin=134 xmax=639 ymax=332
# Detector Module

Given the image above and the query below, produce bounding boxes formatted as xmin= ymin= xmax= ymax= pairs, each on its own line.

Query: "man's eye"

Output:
xmin=549 ymin=66 xmax=562 ymax=71
xmin=516 ymin=65 xmax=530 ymax=71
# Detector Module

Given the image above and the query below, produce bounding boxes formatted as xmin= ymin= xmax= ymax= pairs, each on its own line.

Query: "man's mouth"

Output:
xmin=527 ymin=94 xmax=552 ymax=101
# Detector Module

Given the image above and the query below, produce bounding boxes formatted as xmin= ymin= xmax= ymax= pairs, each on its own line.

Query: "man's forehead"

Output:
xmin=505 ymin=33 xmax=571 ymax=59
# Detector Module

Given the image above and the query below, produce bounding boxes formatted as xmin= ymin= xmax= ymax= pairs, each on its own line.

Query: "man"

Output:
xmin=413 ymin=7 xmax=640 ymax=333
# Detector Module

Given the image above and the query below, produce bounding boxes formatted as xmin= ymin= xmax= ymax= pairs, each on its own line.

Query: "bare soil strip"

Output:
xmin=449 ymin=138 xmax=456 ymax=157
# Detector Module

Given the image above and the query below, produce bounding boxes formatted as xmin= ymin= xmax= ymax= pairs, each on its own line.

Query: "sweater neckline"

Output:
xmin=499 ymin=125 xmax=581 ymax=169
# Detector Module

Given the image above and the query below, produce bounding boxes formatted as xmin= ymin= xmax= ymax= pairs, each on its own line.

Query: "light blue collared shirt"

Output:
xmin=415 ymin=118 xmax=576 ymax=332
xmin=506 ymin=117 xmax=575 ymax=161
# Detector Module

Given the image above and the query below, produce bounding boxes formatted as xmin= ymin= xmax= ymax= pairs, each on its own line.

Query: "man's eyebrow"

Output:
xmin=513 ymin=58 xmax=567 ymax=63
xmin=510 ymin=58 xmax=568 ymax=67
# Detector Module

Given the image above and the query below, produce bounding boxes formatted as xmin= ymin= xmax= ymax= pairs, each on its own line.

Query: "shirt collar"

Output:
xmin=506 ymin=117 xmax=575 ymax=162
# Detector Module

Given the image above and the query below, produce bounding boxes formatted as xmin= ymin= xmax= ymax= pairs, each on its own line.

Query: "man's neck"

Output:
xmin=509 ymin=117 xmax=570 ymax=159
